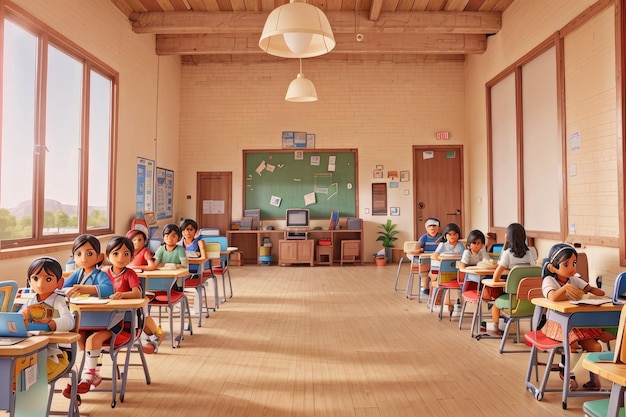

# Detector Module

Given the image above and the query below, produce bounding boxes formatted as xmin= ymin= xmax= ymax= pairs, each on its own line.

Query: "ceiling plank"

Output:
xmin=132 ymin=10 xmax=501 ymax=34
xmin=156 ymin=32 xmax=486 ymax=54
xmin=369 ymin=0 xmax=383 ymax=20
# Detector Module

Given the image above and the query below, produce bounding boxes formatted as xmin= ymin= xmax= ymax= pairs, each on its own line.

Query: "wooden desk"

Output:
xmin=582 ymin=358 xmax=626 ymax=417
xmin=0 ymin=335 xmax=68 ymax=417
xmin=136 ymin=269 xmax=191 ymax=349
xmin=530 ymin=298 xmax=621 ymax=409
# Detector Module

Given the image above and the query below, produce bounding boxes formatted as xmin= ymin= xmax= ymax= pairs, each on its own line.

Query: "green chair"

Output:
xmin=494 ymin=265 xmax=542 ymax=353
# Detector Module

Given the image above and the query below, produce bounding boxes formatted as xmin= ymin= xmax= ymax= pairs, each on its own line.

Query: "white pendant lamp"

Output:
xmin=259 ymin=0 xmax=335 ymax=58
xmin=285 ymin=58 xmax=318 ymax=102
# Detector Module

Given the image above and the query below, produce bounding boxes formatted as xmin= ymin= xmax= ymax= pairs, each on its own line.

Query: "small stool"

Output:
xmin=340 ymin=240 xmax=361 ymax=266
xmin=316 ymin=245 xmax=333 ymax=266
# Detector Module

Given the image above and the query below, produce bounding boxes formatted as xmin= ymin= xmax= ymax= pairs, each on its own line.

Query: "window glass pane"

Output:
xmin=0 ymin=21 xmax=37 ymax=239
xmin=43 ymin=45 xmax=82 ymax=236
xmin=87 ymin=70 xmax=112 ymax=230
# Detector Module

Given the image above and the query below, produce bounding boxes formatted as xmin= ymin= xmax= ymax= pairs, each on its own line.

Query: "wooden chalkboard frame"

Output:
xmin=243 ymin=149 xmax=358 ymax=219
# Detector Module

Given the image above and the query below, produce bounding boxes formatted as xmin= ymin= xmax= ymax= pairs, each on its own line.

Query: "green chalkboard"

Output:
xmin=244 ymin=149 xmax=358 ymax=219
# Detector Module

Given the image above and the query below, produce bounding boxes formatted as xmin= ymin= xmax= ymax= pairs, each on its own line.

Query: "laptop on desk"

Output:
xmin=0 ymin=312 xmax=30 ymax=346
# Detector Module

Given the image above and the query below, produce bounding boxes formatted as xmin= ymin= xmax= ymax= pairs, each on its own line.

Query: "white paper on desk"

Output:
xmin=69 ymin=297 xmax=110 ymax=304
xmin=570 ymin=297 xmax=612 ymax=306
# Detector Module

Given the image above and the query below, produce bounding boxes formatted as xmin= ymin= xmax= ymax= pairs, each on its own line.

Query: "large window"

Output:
xmin=1 ymin=9 xmax=117 ymax=248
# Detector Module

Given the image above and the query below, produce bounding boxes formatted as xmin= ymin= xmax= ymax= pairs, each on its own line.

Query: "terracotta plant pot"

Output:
xmin=374 ymin=256 xmax=387 ymax=266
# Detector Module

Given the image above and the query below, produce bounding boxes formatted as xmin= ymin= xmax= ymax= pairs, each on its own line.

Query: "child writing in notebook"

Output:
xmin=66 ymin=236 xmax=143 ymax=397
xmin=489 ymin=223 xmax=536 ymax=333
xmin=541 ymin=243 xmax=614 ymax=390
xmin=20 ymin=257 xmax=74 ymax=381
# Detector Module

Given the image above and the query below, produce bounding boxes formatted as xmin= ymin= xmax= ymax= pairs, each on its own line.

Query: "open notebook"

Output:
xmin=0 ymin=312 xmax=30 ymax=346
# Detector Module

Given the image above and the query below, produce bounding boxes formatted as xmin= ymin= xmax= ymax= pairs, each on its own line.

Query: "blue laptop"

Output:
xmin=0 ymin=312 xmax=30 ymax=346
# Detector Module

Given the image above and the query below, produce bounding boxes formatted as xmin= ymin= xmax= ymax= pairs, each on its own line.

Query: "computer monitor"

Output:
xmin=286 ymin=208 xmax=310 ymax=230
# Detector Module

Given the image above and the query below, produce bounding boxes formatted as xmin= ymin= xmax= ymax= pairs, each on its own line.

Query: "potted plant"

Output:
xmin=376 ymin=219 xmax=398 ymax=263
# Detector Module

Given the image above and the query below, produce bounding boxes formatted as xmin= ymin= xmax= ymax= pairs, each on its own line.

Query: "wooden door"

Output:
xmin=196 ymin=172 xmax=232 ymax=235
xmin=413 ymin=146 xmax=464 ymax=238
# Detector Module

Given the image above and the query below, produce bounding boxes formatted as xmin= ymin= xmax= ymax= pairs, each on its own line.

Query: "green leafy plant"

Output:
xmin=376 ymin=219 xmax=398 ymax=248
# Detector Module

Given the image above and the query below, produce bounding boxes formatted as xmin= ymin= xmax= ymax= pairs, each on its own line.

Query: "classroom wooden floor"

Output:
xmin=45 ymin=264 xmax=598 ymax=417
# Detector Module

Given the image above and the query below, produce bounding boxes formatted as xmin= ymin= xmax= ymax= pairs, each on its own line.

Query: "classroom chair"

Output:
xmin=458 ymin=272 xmax=481 ymax=332
xmin=434 ymin=261 xmax=464 ymax=321
xmin=200 ymin=235 xmax=233 ymax=302
xmin=47 ymin=304 xmax=81 ymax=417
xmin=523 ymin=287 xmax=565 ymax=402
xmin=148 ymin=275 xmax=193 ymax=349
xmin=613 ymin=271 xmax=626 ymax=304
xmin=393 ymin=241 xmax=418 ymax=292
xmin=0 ymin=280 xmax=18 ymax=312
xmin=493 ymin=265 xmax=542 ymax=353
xmin=428 ymin=258 xmax=459 ymax=317
xmin=197 ymin=242 xmax=221 ymax=311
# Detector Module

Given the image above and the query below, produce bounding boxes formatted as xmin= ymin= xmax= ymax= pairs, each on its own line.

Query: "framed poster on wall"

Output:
xmin=136 ymin=157 xmax=154 ymax=218
xmin=156 ymin=167 xmax=174 ymax=220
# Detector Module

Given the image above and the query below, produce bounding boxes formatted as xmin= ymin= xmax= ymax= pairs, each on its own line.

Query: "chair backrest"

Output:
xmin=436 ymin=259 xmax=459 ymax=284
xmin=205 ymin=242 xmax=221 ymax=260
xmin=0 ymin=281 xmax=19 ymax=312
xmin=201 ymin=236 xmax=229 ymax=264
xmin=504 ymin=266 xmax=542 ymax=315
xmin=613 ymin=272 xmax=626 ymax=304
xmin=69 ymin=303 xmax=81 ymax=333
xmin=403 ymin=241 xmax=418 ymax=252
xmin=148 ymin=238 xmax=163 ymax=253
xmin=504 ymin=265 xmax=542 ymax=295
xmin=423 ymin=242 xmax=439 ymax=252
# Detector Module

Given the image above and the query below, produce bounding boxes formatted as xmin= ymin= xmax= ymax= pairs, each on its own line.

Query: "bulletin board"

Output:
xmin=136 ymin=157 xmax=155 ymax=218
xmin=244 ymin=149 xmax=358 ymax=219
xmin=155 ymin=167 xmax=174 ymax=220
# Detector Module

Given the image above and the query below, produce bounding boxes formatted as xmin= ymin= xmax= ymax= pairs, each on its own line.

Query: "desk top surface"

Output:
xmin=136 ymin=268 xmax=190 ymax=278
xmin=531 ymin=297 xmax=620 ymax=312
xmin=76 ymin=297 xmax=149 ymax=311
xmin=582 ymin=359 xmax=626 ymax=386
xmin=480 ymin=279 xmax=506 ymax=288
xmin=459 ymin=267 xmax=502 ymax=275
xmin=0 ymin=336 xmax=49 ymax=356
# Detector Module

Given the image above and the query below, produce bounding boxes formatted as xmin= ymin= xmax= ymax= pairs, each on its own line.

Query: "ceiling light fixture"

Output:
xmin=285 ymin=58 xmax=317 ymax=102
xmin=259 ymin=0 xmax=335 ymax=58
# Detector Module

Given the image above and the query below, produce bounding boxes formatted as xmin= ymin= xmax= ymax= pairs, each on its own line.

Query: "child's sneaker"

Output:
xmin=77 ymin=369 xmax=102 ymax=394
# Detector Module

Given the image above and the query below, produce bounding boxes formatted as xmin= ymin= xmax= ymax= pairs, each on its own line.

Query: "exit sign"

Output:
xmin=436 ymin=131 xmax=449 ymax=140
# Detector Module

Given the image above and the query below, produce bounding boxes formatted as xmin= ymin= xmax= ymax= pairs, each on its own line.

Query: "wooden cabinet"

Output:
xmin=279 ymin=240 xmax=314 ymax=266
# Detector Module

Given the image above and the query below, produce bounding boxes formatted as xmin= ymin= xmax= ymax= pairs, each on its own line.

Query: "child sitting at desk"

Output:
xmin=416 ymin=217 xmax=442 ymax=295
xmin=127 ymin=229 xmax=157 ymax=271
xmin=154 ymin=223 xmax=187 ymax=268
xmin=20 ymin=257 xmax=75 ymax=381
xmin=63 ymin=234 xmax=114 ymax=299
xmin=65 ymin=236 xmax=143 ymax=398
xmin=541 ymin=243 xmax=614 ymax=391
xmin=489 ymin=223 xmax=536 ymax=333
xmin=430 ymin=223 xmax=464 ymax=312
xmin=179 ymin=218 xmax=207 ymax=259
xmin=459 ymin=230 xmax=491 ymax=269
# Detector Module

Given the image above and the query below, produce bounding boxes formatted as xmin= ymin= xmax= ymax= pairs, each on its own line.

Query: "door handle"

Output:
xmin=446 ymin=209 xmax=461 ymax=215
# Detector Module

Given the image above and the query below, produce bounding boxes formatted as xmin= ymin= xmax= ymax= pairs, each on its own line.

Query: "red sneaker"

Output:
xmin=77 ymin=369 xmax=102 ymax=394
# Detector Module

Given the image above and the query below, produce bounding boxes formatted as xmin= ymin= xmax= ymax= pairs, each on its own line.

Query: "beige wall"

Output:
xmin=465 ymin=0 xmax=622 ymax=288
xmin=3 ymin=0 xmax=181 ymax=283
xmin=178 ymin=59 xmax=467 ymax=258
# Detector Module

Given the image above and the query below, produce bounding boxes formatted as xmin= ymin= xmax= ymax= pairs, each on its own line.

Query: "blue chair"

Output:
xmin=613 ymin=272 xmax=626 ymax=305
xmin=199 ymin=235 xmax=233 ymax=303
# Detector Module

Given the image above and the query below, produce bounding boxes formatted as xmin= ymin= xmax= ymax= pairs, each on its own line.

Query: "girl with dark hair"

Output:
xmin=432 ymin=223 xmax=464 ymax=260
xmin=459 ymin=229 xmax=491 ymax=269
xmin=541 ymin=243 xmax=614 ymax=390
xmin=489 ymin=224 xmax=536 ymax=333
xmin=179 ymin=218 xmax=207 ymax=260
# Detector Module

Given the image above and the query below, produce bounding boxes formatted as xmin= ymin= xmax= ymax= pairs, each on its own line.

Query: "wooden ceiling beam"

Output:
xmin=156 ymin=32 xmax=487 ymax=55
xmin=131 ymin=10 xmax=501 ymax=34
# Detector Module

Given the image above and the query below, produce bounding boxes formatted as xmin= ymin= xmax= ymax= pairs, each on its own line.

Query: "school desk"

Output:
xmin=405 ymin=252 xmax=434 ymax=301
xmin=136 ymin=268 xmax=191 ymax=349
xmin=582 ymin=358 xmax=626 ymax=417
xmin=457 ymin=267 xmax=505 ymax=338
xmin=77 ymin=297 xmax=150 ymax=407
xmin=0 ymin=332 xmax=78 ymax=417
xmin=529 ymin=297 xmax=621 ymax=409
xmin=473 ymin=278 xmax=506 ymax=340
